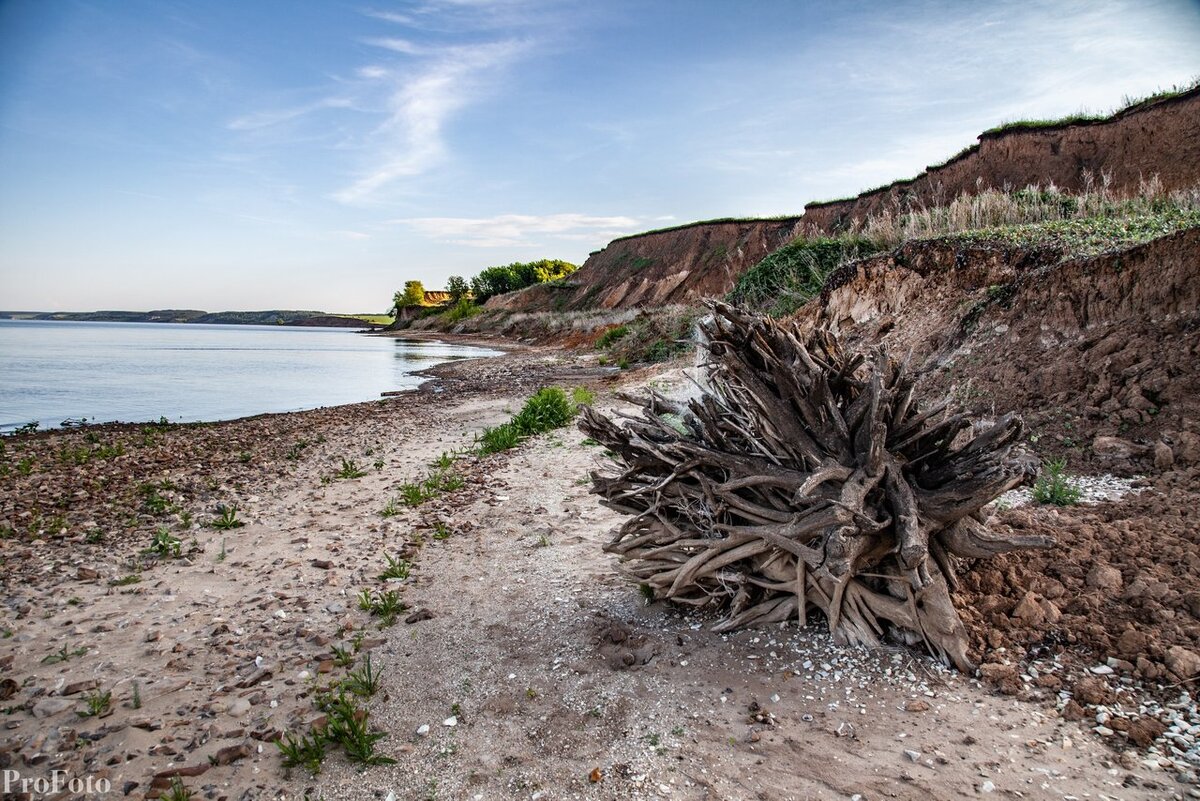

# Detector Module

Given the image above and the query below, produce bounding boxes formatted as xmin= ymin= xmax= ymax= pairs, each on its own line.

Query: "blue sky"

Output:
xmin=1 ymin=0 xmax=1198 ymax=313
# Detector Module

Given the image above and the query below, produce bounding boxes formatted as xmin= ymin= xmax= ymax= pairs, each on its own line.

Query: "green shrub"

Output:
xmin=512 ymin=388 xmax=575 ymax=436
xmin=476 ymin=423 xmax=522 ymax=455
xmin=1032 ymin=458 xmax=1083 ymax=506
xmin=595 ymin=325 xmax=629 ymax=349
xmin=728 ymin=236 xmax=881 ymax=317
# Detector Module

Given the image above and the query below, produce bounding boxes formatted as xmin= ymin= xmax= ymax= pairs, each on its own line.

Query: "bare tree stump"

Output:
xmin=579 ymin=301 xmax=1053 ymax=670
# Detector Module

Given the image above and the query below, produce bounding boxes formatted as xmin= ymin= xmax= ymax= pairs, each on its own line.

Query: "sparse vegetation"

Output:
xmin=728 ymin=236 xmax=880 ymax=317
xmin=342 ymin=654 xmax=383 ymax=697
xmin=593 ymin=307 xmax=701 ymax=365
xmin=147 ymin=527 xmax=182 ymax=558
xmin=79 ymin=688 xmax=112 ymax=717
xmin=41 ymin=644 xmax=88 ymax=664
xmin=276 ymin=730 xmax=329 ymax=775
xmin=211 ymin=504 xmax=244 ymax=530
xmin=336 ymin=458 xmax=367 ymax=479
xmin=357 ymin=588 xmax=405 ymax=626
xmin=377 ymin=553 xmax=411 ymax=581
xmin=161 ymin=777 xmax=193 ymax=801
xmin=1032 ymin=458 xmax=1083 ymax=506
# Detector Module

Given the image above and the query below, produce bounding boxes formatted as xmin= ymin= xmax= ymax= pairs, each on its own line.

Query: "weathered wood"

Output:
xmin=580 ymin=301 xmax=1053 ymax=671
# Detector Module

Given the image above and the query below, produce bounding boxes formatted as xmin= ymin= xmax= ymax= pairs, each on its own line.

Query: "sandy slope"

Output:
xmin=0 ymin=346 xmax=1189 ymax=800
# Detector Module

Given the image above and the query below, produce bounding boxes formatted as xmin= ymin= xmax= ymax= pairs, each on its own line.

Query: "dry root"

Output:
xmin=580 ymin=301 xmax=1053 ymax=670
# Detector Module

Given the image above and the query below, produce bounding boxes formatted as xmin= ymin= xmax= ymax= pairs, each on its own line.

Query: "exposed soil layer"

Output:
xmin=485 ymin=218 xmax=801 ymax=312
xmin=802 ymin=87 xmax=1200 ymax=234
xmin=793 ymin=227 xmax=1200 ymax=688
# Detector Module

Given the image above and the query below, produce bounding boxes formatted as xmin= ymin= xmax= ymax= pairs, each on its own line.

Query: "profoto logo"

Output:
xmin=2 ymin=769 xmax=112 ymax=796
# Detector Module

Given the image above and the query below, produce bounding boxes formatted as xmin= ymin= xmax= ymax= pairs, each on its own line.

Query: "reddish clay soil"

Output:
xmin=795 ymin=228 xmax=1200 ymax=693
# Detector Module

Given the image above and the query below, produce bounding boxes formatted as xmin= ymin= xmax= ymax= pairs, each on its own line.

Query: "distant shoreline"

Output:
xmin=0 ymin=309 xmax=389 ymax=328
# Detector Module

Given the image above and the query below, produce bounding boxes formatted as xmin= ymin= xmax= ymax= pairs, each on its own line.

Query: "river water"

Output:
xmin=0 ymin=319 xmax=500 ymax=431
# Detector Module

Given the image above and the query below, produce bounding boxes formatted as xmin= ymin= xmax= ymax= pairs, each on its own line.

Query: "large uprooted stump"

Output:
xmin=579 ymin=301 xmax=1054 ymax=671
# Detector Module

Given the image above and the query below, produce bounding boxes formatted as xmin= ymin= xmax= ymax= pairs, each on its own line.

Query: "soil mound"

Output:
xmin=793 ymin=227 xmax=1200 ymax=683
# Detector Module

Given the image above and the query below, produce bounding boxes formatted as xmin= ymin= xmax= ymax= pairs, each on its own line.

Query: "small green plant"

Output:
xmin=342 ymin=654 xmax=383 ymax=697
xmin=17 ymin=458 xmax=34 ymax=476
xmin=109 ymin=574 xmax=141 ymax=587
xmin=378 ymin=553 xmax=411 ymax=581
xmin=331 ymin=644 xmax=355 ymax=667
xmin=427 ymin=470 xmax=464 ymax=492
xmin=431 ymin=451 xmax=455 ymax=470
xmin=286 ymin=439 xmax=311 ymax=460
xmin=398 ymin=481 xmax=428 ymax=506
xmin=148 ymin=527 xmax=182 ymax=558
xmin=41 ymin=644 xmax=87 ymax=665
xmin=638 ymin=583 xmax=655 ymax=603
xmin=596 ymin=325 xmax=630 ymax=349
xmin=276 ymin=730 xmax=328 ymax=776
xmin=237 ymin=450 xmax=252 ymax=464
xmin=511 ymin=387 xmax=575 ymax=435
xmin=357 ymin=589 xmax=405 ymax=626
xmin=13 ymin=421 xmax=39 ymax=435
xmin=431 ymin=522 xmax=451 ymax=540
xmin=617 ymin=358 xmax=630 ymax=370
xmin=79 ymin=688 xmax=112 ymax=717
xmin=379 ymin=498 xmax=400 ymax=518
xmin=324 ymin=692 xmax=396 ymax=766
xmin=536 ymin=533 xmax=550 ymax=548
xmin=161 ymin=777 xmax=192 ymax=801
xmin=475 ymin=423 xmax=521 ymax=455
xmin=373 ymin=458 xmax=385 ymax=470
xmin=571 ymin=386 xmax=596 ymax=408
xmin=1032 ymin=458 xmax=1083 ymax=506
xmin=211 ymin=504 xmax=243 ymax=530
xmin=131 ymin=681 xmax=142 ymax=710
xmin=336 ymin=458 xmax=367 ymax=479
xmin=216 ymin=538 xmax=227 ymax=562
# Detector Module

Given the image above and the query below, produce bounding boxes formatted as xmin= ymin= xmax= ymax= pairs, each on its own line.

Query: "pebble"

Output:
xmin=980 ymin=780 xmax=995 ymax=793
xmin=443 ymin=716 xmax=457 ymax=727
xmin=416 ymin=724 xmax=430 ymax=736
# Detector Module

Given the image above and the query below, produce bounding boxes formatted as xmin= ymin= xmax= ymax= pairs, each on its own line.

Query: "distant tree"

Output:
xmin=393 ymin=280 xmax=426 ymax=314
xmin=447 ymin=275 xmax=470 ymax=303
xmin=468 ymin=260 xmax=578 ymax=304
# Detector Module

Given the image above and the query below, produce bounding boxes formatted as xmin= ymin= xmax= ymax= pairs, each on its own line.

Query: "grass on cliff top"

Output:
xmin=982 ymin=75 xmax=1199 ymax=136
xmin=945 ymin=205 xmax=1200 ymax=256
xmin=729 ymin=179 xmax=1200 ymax=316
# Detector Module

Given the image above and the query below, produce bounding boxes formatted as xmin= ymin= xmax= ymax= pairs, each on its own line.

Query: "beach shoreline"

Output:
xmin=0 ymin=344 xmax=1183 ymax=800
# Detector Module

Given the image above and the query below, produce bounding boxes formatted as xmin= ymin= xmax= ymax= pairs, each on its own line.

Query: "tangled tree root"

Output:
xmin=579 ymin=301 xmax=1054 ymax=670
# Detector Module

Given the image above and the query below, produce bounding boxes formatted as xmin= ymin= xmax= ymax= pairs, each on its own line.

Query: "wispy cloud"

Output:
xmin=393 ymin=213 xmax=641 ymax=247
xmin=228 ymin=97 xmax=354 ymax=131
xmin=331 ymin=38 xmax=527 ymax=203
xmin=363 ymin=9 xmax=416 ymax=25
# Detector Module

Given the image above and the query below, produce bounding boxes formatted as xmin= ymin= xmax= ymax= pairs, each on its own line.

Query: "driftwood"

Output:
xmin=579 ymin=301 xmax=1053 ymax=670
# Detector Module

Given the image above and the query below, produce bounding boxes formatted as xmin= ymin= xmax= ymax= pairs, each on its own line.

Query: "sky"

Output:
xmin=1 ymin=0 xmax=1198 ymax=313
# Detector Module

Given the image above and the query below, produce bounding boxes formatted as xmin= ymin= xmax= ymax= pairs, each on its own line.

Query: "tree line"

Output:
xmin=392 ymin=258 xmax=577 ymax=314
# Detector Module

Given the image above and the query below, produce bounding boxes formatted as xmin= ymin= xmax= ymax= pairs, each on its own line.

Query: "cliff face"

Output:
xmin=490 ymin=88 xmax=1199 ymax=313
xmin=801 ymin=87 xmax=1200 ymax=233
xmin=484 ymin=218 xmax=801 ymax=312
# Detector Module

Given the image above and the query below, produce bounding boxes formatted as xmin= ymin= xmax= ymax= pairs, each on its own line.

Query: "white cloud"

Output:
xmin=362 ymin=37 xmax=427 ymax=56
xmin=393 ymin=213 xmax=641 ymax=247
xmin=228 ymin=97 xmax=354 ymax=131
xmin=331 ymin=39 xmax=527 ymax=203
xmin=363 ymin=10 xmax=416 ymax=25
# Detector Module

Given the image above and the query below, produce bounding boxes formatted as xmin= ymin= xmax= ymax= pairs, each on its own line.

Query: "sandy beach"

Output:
xmin=0 ymin=340 xmax=1190 ymax=800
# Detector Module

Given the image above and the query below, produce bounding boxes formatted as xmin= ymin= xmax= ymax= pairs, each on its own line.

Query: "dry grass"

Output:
xmin=852 ymin=173 xmax=1200 ymax=248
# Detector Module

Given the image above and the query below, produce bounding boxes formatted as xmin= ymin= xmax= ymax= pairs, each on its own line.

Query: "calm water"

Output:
xmin=0 ymin=320 xmax=501 ymax=431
